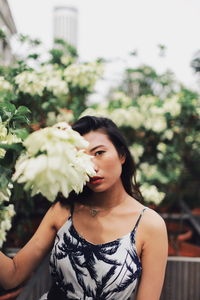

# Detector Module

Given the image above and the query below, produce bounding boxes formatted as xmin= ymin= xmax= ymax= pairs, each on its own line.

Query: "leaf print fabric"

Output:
xmin=45 ymin=209 xmax=146 ymax=300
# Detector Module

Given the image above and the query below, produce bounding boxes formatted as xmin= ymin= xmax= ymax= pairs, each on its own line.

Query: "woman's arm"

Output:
xmin=136 ymin=210 xmax=168 ymax=300
xmin=0 ymin=202 xmax=69 ymax=290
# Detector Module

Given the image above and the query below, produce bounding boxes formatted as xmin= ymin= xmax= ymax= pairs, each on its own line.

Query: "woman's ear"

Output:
xmin=119 ymin=154 xmax=126 ymax=165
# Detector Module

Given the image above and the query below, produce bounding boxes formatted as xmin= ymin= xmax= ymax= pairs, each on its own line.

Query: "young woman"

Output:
xmin=0 ymin=116 xmax=168 ymax=300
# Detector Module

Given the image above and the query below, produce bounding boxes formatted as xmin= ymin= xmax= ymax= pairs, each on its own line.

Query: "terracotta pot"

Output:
xmin=166 ymin=221 xmax=193 ymax=241
xmin=30 ymin=122 xmax=42 ymax=131
xmin=166 ymin=221 xmax=193 ymax=256
xmin=177 ymin=242 xmax=200 ymax=257
xmin=192 ymin=207 xmax=200 ymax=216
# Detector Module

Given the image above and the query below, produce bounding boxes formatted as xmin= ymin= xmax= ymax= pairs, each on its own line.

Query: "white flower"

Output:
xmin=41 ymin=68 xmax=69 ymax=96
xmin=46 ymin=109 xmax=74 ymax=126
xmin=110 ymin=109 xmax=131 ymax=127
xmin=162 ymin=129 xmax=174 ymax=140
xmin=61 ymin=55 xmax=75 ymax=66
xmin=0 ymin=123 xmax=7 ymax=139
xmin=0 ymin=123 xmax=7 ymax=158
xmin=15 ymin=71 xmax=45 ymax=96
xmin=0 ymin=184 xmax=13 ymax=203
xmin=127 ymin=107 xmax=144 ymax=129
xmin=0 ymin=76 xmax=13 ymax=92
xmin=0 ymin=123 xmax=21 ymax=158
xmin=0 ymin=203 xmax=15 ymax=248
xmin=112 ymin=91 xmax=132 ymax=106
xmin=12 ymin=123 xmax=96 ymax=202
xmin=0 ymin=231 xmax=6 ymax=248
xmin=145 ymin=116 xmax=167 ymax=132
xmin=140 ymin=183 xmax=165 ymax=205
xmin=46 ymin=77 xmax=69 ymax=96
xmin=63 ymin=62 xmax=103 ymax=91
xmin=163 ymin=96 xmax=181 ymax=117
xmin=129 ymin=144 xmax=144 ymax=163
xmin=109 ymin=107 xmax=144 ymax=129
xmin=80 ymin=107 xmax=109 ymax=119
xmin=139 ymin=162 xmax=158 ymax=178
xmin=157 ymin=142 xmax=167 ymax=153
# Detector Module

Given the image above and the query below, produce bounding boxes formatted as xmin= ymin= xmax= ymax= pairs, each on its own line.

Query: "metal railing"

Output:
xmin=161 ymin=256 xmax=200 ymax=300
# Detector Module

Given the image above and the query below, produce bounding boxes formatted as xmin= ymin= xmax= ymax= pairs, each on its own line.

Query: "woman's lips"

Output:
xmin=90 ymin=176 xmax=104 ymax=185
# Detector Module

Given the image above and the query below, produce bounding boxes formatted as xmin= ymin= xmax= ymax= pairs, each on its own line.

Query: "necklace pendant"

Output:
xmin=90 ymin=208 xmax=99 ymax=217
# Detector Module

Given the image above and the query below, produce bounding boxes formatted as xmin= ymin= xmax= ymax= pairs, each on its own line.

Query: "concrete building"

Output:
xmin=0 ymin=0 xmax=17 ymax=65
xmin=53 ymin=5 xmax=78 ymax=48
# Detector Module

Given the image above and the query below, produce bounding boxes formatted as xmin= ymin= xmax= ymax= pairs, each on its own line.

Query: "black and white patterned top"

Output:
xmin=41 ymin=208 xmax=146 ymax=300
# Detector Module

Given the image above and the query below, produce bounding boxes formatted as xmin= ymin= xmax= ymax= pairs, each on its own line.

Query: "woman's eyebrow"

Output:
xmin=89 ymin=145 xmax=106 ymax=152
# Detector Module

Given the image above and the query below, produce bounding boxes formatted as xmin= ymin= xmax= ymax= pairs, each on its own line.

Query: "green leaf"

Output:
xmin=0 ymin=143 xmax=24 ymax=152
xmin=10 ymin=128 xmax=29 ymax=140
xmin=0 ymin=103 xmax=16 ymax=121
xmin=12 ymin=114 xmax=30 ymax=124
xmin=0 ymin=143 xmax=24 ymax=167
xmin=0 ymin=29 xmax=6 ymax=39
xmin=28 ymin=53 xmax=40 ymax=60
xmin=11 ymin=106 xmax=30 ymax=124
xmin=16 ymin=106 xmax=31 ymax=115
xmin=0 ymin=167 xmax=10 ymax=188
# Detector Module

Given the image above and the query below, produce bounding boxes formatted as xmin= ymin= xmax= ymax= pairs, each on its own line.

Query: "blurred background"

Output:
xmin=0 ymin=0 xmax=200 ymax=299
xmin=6 ymin=0 xmax=200 ymax=96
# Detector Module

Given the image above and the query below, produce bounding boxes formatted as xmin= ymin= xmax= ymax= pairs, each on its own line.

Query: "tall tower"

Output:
xmin=53 ymin=6 xmax=78 ymax=48
xmin=0 ymin=0 xmax=17 ymax=65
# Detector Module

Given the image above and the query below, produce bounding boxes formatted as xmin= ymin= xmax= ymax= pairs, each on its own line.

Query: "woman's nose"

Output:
xmin=92 ymin=158 xmax=99 ymax=173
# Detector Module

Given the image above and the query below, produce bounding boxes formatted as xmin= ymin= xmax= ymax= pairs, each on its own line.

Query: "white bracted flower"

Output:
xmin=0 ymin=183 xmax=13 ymax=204
xmin=112 ymin=91 xmax=132 ymax=106
xmin=157 ymin=142 xmax=167 ymax=153
xmin=139 ymin=162 xmax=158 ymax=178
xmin=162 ymin=95 xmax=181 ymax=117
xmin=46 ymin=109 xmax=74 ymax=126
xmin=63 ymin=62 xmax=103 ymax=91
xmin=15 ymin=71 xmax=45 ymax=96
xmin=140 ymin=183 xmax=165 ymax=205
xmin=0 ymin=123 xmax=21 ymax=158
xmin=129 ymin=144 xmax=144 ymax=164
xmin=0 ymin=203 xmax=15 ymax=248
xmin=12 ymin=123 xmax=96 ymax=202
xmin=0 ymin=76 xmax=13 ymax=92
xmin=40 ymin=67 xmax=69 ymax=96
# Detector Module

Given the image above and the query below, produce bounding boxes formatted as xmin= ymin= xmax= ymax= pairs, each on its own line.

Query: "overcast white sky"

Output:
xmin=8 ymin=0 xmax=200 ymax=93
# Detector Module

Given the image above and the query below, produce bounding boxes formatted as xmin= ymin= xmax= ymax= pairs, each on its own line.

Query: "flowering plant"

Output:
xmin=0 ymin=102 xmax=30 ymax=248
xmin=0 ymin=192 xmax=15 ymax=248
xmin=0 ymin=34 xmax=103 ymax=247
xmin=0 ymin=35 xmax=103 ymax=126
xmin=13 ymin=123 xmax=96 ymax=202
xmin=81 ymin=72 xmax=200 ymax=207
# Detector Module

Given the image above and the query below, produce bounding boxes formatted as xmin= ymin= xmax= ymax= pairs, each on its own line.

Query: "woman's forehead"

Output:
xmin=83 ymin=131 xmax=112 ymax=149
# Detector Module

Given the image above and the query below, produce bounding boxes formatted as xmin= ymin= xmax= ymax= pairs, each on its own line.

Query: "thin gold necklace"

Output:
xmin=79 ymin=204 xmax=111 ymax=217
xmin=89 ymin=207 xmax=102 ymax=217
xmin=79 ymin=196 xmax=127 ymax=217
xmin=86 ymin=201 xmax=124 ymax=217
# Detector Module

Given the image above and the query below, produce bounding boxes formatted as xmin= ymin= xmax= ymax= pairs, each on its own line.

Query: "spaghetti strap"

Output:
xmin=133 ymin=207 xmax=147 ymax=232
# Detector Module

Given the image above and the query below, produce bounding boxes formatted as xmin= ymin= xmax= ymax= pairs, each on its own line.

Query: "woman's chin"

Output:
xmin=87 ymin=183 xmax=106 ymax=192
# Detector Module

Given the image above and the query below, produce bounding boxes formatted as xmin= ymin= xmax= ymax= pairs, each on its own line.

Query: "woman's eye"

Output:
xmin=95 ymin=150 xmax=105 ymax=156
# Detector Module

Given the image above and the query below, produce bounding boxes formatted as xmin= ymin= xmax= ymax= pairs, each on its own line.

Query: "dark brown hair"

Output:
xmin=57 ymin=115 xmax=143 ymax=205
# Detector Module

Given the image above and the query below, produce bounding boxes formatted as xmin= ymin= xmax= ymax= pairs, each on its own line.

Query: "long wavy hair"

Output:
xmin=57 ymin=115 xmax=143 ymax=205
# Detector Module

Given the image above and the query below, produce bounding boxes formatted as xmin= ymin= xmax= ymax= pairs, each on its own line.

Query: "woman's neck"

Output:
xmin=86 ymin=180 xmax=129 ymax=209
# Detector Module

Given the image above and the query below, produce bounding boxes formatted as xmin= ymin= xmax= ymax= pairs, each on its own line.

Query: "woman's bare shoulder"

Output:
xmin=142 ymin=207 xmax=167 ymax=235
xmin=48 ymin=201 xmax=71 ymax=232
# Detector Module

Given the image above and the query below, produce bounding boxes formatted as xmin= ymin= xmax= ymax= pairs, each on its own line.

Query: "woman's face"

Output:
xmin=83 ymin=130 xmax=125 ymax=193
